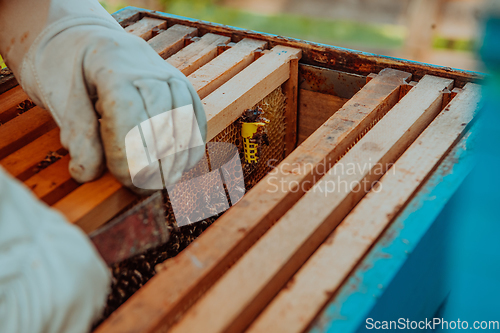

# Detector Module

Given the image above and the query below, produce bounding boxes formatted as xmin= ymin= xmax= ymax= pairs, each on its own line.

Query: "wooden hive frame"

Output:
xmin=0 ymin=6 xmax=483 ymax=333
xmin=0 ymin=14 xmax=301 ymax=234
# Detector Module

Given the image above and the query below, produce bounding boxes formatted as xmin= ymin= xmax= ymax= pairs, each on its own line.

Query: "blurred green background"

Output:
xmin=100 ymin=0 xmax=483 ymax=71
xmin=101 ymin=0 xmax=406 ymax=50
xmin=0 ymin=0 xmax=484 ymax=71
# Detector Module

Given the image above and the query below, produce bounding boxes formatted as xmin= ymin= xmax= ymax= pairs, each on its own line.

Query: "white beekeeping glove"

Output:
xmin=0 ymin=0 xmax=207 ymax=192
xmin=0 ymin=167 xmax=110 ymax=333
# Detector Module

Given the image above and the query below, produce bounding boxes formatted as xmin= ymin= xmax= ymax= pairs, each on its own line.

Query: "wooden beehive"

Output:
xmin=0 ymin=7 xmax=483 ymax=333
xmin=0 ymin=15 xmax=301 ymax=234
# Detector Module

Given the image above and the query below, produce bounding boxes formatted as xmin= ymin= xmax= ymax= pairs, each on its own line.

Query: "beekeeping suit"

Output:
xmin=0 ymin=0 xmax=206 ymax=331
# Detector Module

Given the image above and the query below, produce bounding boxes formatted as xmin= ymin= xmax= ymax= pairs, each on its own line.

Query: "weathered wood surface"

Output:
xmin=94 ymin=68 xmax=411 ymax=333
xmin=52 ymin=172 xmax=136 ymax=233
xmin=283 ymin=58 xmax=299 ymax=156
xmin=0 ymin=106 xmax=57 ymax=159
xmin=125 ymin=17 xmax=167 ymax=40
xmin=188 ymin=38 xmax=267 ymax=99
xmin=0 ymin=128 xmax=63 ymax=181
xmin=247 ymin=82 xmax=479 ymax=333
xmin=167 ymin=75 xmax=453 ymax=333
xmin=203 ymin=45 xmax=302 ymax=140
xmin=0 ymin=85 xmax=30 ymax=123
xmin=167 ymin=33 xmax=231 ymax=76
xmin=297 ymin=89 xmax=348 ymax=145
xmin=112 ymin=9 xmax=483 ymax=88
xmin=24 ymin=154 xmax=79 ymax=205
xmin=148 ymin=24 xmax=198 ymax=59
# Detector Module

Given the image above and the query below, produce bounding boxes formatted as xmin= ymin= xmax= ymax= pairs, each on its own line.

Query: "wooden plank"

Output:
xmin=0 ymin=106 xmax=57 ymax=159
xmin=167 ymin=75 xmax=453 ymax=333
xmin=93 ymin=68 xmax=411 ymax=333
xmin=0 ymin=128 xmax=63 ymax=181
xmin=24 ymin=154 xmax=79 ymax=205
xmin=166 ymin=33 xmax=231 ymax=76
xmin=399 ymin=80 xmax=418 ymax=100
xmin=297 ymin=89 xmax=348 ymax=145
xmin=203 ymin=45 xmax=302 ymax=140
xmin=52 ymin=171 xmax=137 ymax=233
xmin=452 ymin=87 xmax=463 ymax=98
xmin=113 ymin=8 xmax=484 ymax=88
xmin=148 ymin=24 xmax=198 ymax=59
xmin=125 ymin=17 xmax=167 ymax=40
xmin=310 ymin=123 xmax=478 ymax=333
xmin=54 ymin=39 xmax=263 ymax=234
xmin=247 ymin=83 xmax=480 ymax=333
xmin=188 ymin=38 xmax=267 ymax=99
xmin=442 ymin=87 xmax=452 ymax=109
xmin=0 ymin=85 xmax=30 ymax=123
xmin=282 ymin=58 xmax=299 ymax=156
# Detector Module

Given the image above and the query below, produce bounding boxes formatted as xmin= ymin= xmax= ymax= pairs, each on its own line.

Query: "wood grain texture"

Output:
xmin=399 ymin=81 xmax=418 ymax=100
xmin=93 ymin=68 xmax=410 ymax=333
xmin=52 ymin=171 xmax=136 ymax=233
xmin=0 ymin=85 xmax=30 ymax=123
xmin=24 ymin=154 xmax=79 ymax=205
xmin=125 ymin=17 xmax=167 ymax=40
xmin=112 ymin=8 xmax=483 ymax=88
xmin=188 ymin=38 xmax=267 ymax=99
xmin=297 ymin=89 xmax=348 ymax=145
xmin=167 ymin=33 xmax=231 ymax=76
xmin=247 ymin=82 xmax=480 ymax=333
xmin=56 ymin=38 xmax=271 ymax=234
xmin=168 ymin=75 xmax=453 ymax=333
xmin=0 ymin=106 xmax=57 ymax=159
xmin=283 ymin=58 xmax=299 ymax=155
xmin=0 ymin=128 xmax=63 ymax=181
xmin=148 ymin=24 xmax=198 ymax=59
xmin=203 ymin=45 xmax=302 ymax=140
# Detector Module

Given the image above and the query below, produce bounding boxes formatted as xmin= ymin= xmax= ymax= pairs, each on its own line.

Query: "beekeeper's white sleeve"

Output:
xmin=0 ymin=166 xmax=110 ymax=333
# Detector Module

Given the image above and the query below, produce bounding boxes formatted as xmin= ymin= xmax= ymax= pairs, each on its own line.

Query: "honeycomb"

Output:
xmin=98 ymin=87 xmax=288 ymax=326
xmin=165 ymin=86 xmax=287 ymax=226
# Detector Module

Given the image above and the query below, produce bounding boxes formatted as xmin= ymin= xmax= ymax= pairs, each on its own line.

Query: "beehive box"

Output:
xmin=0 ymin=6 xmax=483 ymax=333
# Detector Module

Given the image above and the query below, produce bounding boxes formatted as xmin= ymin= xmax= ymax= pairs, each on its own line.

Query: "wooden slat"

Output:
xmin=0 ymin=106 xmax=56 ymax=159
xmin=297 ymin=89 xmax=348 ymax=145
xmin=0 ymin=128 xmax=63 ymax=181
xmin=24 ymin=154 xmax=79 ymax=205
xmin=93 ymin=68 xmax=411 ymax=333
xmin=168 ymin=75 xmax=453 ymax=333
xmin=125 ymin=17 xmax=167 ymax=40
xmin=112 ymin=7 xmax=483 ymax=88
xmin=203 ymin=45 xmax=302 ymax=140
xmin=188 ymin=38 xmax=267 ymax=99
xmin=282 ymin=58 xmax=299 ymax=156
xmin=52 ymin=171 xmax=136 ymax=233
xmin=167 ymin=33 xmax=231 ymax=76
xmin=53 ymin=39 xmax=270 ymax=234
xmin=148 ymin=24 xmax=198 ymax=59
xmin=400 ymin=80 xmax=418 ymax=99
xmin=247 ymin=82 xmax=481 ymax=333
xmin=0 ymin=85 xmax=30 ymax=123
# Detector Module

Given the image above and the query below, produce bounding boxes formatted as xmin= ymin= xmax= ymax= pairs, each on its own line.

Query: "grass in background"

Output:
xmin=101 ymin=0 xmax=405 ymax=50
xmin=163 ymin=1 xmax=406 ymax=49
xmin=104 ymin=0 xmax=475 ymax=53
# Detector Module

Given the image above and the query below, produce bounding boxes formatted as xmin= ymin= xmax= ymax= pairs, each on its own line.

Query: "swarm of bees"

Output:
xmin=96 ymin=89 xmax=287 ymax=326
xmin=94 ymin=212 xmax=220 ymax=327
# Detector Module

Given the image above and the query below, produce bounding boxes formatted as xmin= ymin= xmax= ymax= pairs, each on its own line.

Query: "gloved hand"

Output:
xmin=0 ymin=167 xmax=110 ymax=333
xmin=0 ymin=0 xmax=207 ymax=192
